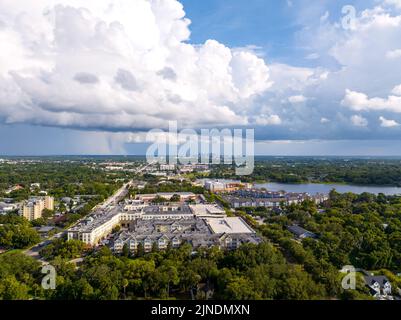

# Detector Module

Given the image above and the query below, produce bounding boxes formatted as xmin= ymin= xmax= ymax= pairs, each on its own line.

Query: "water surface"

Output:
xmin=253 ymin=182 xmax=401 ymax=195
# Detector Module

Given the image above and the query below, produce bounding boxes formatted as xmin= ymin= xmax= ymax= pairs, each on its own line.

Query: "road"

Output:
xmin=23 ymin=162 xmax=151 ymax=262
xmin=97 ymin=180 xmax=132 ymax=209
xmin=94 ymin=162 xmax=152 ymax=210
xmin=24 ymin=231 xmax=64 ymax=264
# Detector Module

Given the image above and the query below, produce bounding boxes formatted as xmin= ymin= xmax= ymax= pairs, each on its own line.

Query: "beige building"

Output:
xmin=44 ymin=196 xmax=54 ymax=211
xmin=135 ymin=192 xmax=197 ymax=203
xmin=22 ymin=196 xmax=54 ymax=221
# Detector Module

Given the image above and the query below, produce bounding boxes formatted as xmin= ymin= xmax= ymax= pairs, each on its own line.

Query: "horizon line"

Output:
xmin=2 ymin=154 xmax=401 ymax=158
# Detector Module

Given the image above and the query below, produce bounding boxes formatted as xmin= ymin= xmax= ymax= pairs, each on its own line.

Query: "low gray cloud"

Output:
xmin=157 ymin=67 xmax=177 ymax=80
xmin=167 ymin=93 xmax=182 ymax=104
xmin=74 ymin=72 xmax=99 ymax=84
xmin=114 ymin=69 xmax=139 ymax=92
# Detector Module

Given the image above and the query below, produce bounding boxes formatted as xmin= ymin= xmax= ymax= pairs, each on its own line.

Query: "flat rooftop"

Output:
xmin=138 ymin=192 xmax=196 ymax=197
xmin=69 ymin=207 xmax=121 ymax=233
xmin=189 ymin=204 xmax=226 ymax=216
xmin=206 ymin=217 xmax=255 ymax=234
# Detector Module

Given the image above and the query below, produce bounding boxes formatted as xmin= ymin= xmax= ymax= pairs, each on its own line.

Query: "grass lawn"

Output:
xmin=0 ymin=249 xmax=23 ymax=256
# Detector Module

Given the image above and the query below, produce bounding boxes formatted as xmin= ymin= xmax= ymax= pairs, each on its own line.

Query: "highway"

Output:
xmin=97 ymin=180 xmax=132 ymax=209
xmin=95 ymin=161 xmax=152 ymax=209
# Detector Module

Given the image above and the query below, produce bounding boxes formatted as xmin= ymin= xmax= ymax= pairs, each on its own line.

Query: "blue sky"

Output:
xmin=181 ymin=0 xmax=300 ymax=59
xmin=181 ymin=0 xmax=376 ymax=65
xmin=1 ymin=0 xmax=401 ymax=155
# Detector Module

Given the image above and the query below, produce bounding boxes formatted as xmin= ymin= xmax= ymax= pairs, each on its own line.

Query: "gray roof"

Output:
xmin=287 ymin=225 xmax=317 ymax=238
xmin=364 ymin=276 xmax=390 ymax=288
xmin=112 ymin=217 xmax=261 ymax=249
xmin=38 ymin=226 xmax=55 ymax=233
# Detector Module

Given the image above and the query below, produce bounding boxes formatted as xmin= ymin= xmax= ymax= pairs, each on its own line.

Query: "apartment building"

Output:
xmin=159 ymin=164 xmax=176 ymax=171
xmin=67 ymin=201 xmax=248 ymax=247
xmin=203 ymin=180 xmax=249 ymax=193
xmin=113 ymin=217 xmax=260 ymax=254
xmin=22 ymin=196 xmax=54 ymax=221
xmin=224 ymin=190 xmax=329 ymax=209
xmin=67 ymin=208 xmax=121 ymax=245
xmin=44 ymin=196 xmax=54 ymax=211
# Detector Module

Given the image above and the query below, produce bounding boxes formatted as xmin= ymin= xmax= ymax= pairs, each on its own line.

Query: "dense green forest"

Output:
xmin=0 ymin=160 xmax=126 ymax=228
xmin=131 ymin=180 xmax=205 ymax=196
xmin=4 ymin=157 xmax=401 ymax=189
xmin=0 ymin=242 xmax=355 ymax=300
xmin=0 ymin=215 xmax=40 ymax=249
xmin=0 ymin=161 xmax=125 ymax=201
xmin=259 ymin=191 xmax=401 ymax=271
xmin=238 ymin=191 xmax=401 ymax=299
xmin=207 ymin=158 xmax=401 ymax=186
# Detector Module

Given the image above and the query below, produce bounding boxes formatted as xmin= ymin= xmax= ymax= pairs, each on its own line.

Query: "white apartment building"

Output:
xmin=68 ymin=209 xmax=122 ymax=245
xmin=68 ymin=204 xmax=226 ymax=246
xmin=160 ymin=164 xmax=176 ymax=171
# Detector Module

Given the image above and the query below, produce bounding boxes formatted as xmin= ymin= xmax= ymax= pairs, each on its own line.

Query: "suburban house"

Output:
xmin=287 ymin=225 xmax=317 ymax=240
xmin=364 ymin=275 xmax=392 ymax=299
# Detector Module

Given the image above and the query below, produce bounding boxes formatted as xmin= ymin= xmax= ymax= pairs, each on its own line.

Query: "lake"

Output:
xmin=253 ymin=182 xmax=401 ymax=196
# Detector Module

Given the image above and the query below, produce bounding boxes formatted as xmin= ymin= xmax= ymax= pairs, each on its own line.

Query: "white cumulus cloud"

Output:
xmin=254 ymin=114 xmax=282 ymax=126
xmin=350 ymin=115 xmax=368 ymax=127
xmin=379 ymin=116 xmax=400 ymax=127
xmin=0 ymin=0 xmax=272 ymax=132
xmin=288 ymin=95 xmax=308 ymax=104
xmin=384 ymin=0 xmax=401 ymax=9
xmin=392 ymin=84 xmax=401 ymax=95
xmin=342 ymin=88 xmax=401 ymax=113
xmin=386 ymin=49 xmax=401 ymax=59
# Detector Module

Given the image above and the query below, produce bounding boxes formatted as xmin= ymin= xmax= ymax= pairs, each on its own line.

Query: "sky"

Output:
xmin=1 ymin=0 xmax=401 ymax=155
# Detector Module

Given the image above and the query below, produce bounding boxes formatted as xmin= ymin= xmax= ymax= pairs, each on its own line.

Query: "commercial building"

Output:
xmin=123 ymin=199 xmax=147 ymax=211
xmin=205 ymin=217 xmax=255 ymax=235
xmin=159 ymin=164 xmax=176 ymax=171
xmin=22 ymin=196 xmax=54 ymax=221
xmin=205 ymin=181 xmax=225 ymax=192
xmin=135 ymin=192 xmax=197 ymax=203
xmin=203 ymin=180 xmax=250 ymax=193
xmin=178 ymin=164 xmax=210 ymax=173
xmin=189 ymin=204 xmax=226 ymax=217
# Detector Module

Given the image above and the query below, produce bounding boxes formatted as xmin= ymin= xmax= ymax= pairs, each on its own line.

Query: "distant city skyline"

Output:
xmin=1 ymin=0 xmax=401 ymax=155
